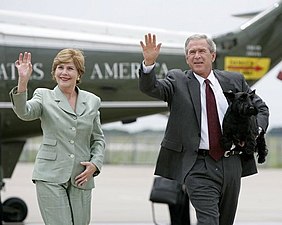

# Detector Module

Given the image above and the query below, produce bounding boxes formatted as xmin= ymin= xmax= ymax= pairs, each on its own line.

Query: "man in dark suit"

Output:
xmin=139 ymin=33 xmax=269 ymax=225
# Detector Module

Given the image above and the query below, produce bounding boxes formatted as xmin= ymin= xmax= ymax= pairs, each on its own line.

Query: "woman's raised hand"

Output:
xmin=15 ymin=52 xmax=33 ymax=80
xmin=15 ymin=52 xmax=33 ymax=92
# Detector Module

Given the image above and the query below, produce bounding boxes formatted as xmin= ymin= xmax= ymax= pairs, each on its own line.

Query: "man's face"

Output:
xmin=185 ymin=39 xmax=216 ymax=78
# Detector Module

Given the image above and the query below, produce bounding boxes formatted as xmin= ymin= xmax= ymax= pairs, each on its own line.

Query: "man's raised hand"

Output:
xmin=140 ymin=33 xmax=162 ymax=66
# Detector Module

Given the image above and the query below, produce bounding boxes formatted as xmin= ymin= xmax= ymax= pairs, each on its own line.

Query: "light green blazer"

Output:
xmin=10 ymin=85 xmax=105 ymax=190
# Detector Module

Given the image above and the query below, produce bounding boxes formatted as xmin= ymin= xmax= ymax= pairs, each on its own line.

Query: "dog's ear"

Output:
xmin=223 ymin=90 xmax=235 ymax=101
xmin=250 ymin=89 xmax=256 ymax=95
xmin=249 ymin=89 xmax=256 ymax=99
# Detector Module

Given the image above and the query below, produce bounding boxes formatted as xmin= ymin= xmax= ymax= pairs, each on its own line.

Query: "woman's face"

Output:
xmin=54 ymin=60 xmax=79 ymax=90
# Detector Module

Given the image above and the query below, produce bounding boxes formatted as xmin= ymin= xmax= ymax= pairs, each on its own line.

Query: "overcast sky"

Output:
xmin=2 ymin=0 xmax=281 ymax=132
xmin=1 ymin=0 xmax=279 ymax=35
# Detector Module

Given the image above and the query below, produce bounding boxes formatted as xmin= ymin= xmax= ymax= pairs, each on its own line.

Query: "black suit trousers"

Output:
xmin=169 ymin=192 xmax=190 ymax=225
xmin=185 ymin=154 xmax=242 ymax=225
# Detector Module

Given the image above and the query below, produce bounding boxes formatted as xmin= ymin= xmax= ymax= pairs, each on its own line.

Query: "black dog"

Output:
xmin=221 ymin=90 xmax=268 ymax=163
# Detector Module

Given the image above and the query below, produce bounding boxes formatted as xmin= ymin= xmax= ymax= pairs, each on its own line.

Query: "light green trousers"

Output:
xmin=35 ymin=180 xmax=92 ymax=225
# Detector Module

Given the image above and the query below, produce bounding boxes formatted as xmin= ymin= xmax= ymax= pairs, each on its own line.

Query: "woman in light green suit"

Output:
xmin=10 ymin=49 xmax=106 ymax=225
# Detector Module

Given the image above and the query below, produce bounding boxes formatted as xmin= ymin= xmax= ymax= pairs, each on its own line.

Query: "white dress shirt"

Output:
xmin=193 ymin=72 xmax=229 ymax=149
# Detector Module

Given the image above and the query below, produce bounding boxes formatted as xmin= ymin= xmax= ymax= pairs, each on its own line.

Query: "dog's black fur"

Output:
xmin=221 ymin=90 xmax=268 ymax=163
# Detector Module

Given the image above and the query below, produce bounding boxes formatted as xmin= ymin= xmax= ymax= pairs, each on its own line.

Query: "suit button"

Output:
xmin=70 ymin=140 xmax=74 ymax=144
xmin=71 ymin=127 xmax=76 ymax=131
xmin=70 ymin=154 xmax=74 ymax=158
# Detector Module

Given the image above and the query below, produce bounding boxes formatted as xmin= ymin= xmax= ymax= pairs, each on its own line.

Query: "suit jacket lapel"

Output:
xmin=214 ymin=70 xmax=235 ymax=93
xmin=75 ymin=87 xmax=87 ymax=116
xmin=214 ymin=70 xmax=238 ymax=105
xmin=54 ymin=86 xmax=76 ymax=116
xmin=186 ymin=70 xmax=201 ymax=127
xmin=54 ymin=86 xmax=87 ymax=116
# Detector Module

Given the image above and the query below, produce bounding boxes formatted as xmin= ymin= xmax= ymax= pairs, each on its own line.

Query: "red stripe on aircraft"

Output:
xmin=227 ymin=66 xmax=263 ymax=71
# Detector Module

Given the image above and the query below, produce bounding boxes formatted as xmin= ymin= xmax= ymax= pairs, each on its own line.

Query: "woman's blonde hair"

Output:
xmin=51 ymin=48 xmax=85 ymax=84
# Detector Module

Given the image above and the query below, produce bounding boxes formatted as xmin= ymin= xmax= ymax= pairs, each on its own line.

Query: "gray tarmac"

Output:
xmin=1 ymin=163 xmax=282 ymax=225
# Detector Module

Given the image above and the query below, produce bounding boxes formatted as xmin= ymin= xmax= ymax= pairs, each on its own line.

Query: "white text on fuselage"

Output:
xmin=0 ymin=62 xmax=168 ymax=80
xmin=0 ymin=63 xmax=44 ymax=80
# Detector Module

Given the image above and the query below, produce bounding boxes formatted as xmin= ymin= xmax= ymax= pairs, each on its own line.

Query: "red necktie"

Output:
xmin=205 ymin=79 xmax=224 ymax=160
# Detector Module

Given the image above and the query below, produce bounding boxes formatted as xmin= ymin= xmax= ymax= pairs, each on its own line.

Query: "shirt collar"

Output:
xmin=193 ymin=70 xmax=216 ymax=86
